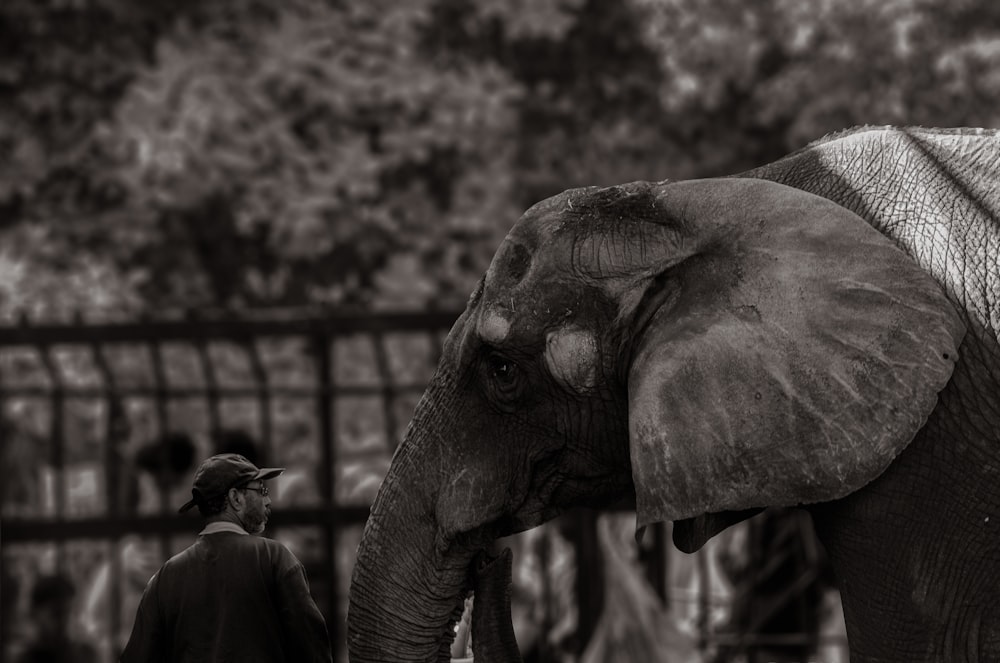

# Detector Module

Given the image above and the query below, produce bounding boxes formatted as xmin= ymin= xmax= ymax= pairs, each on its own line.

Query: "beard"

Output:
xmin=242 ymin=506 xmax=268 ymax=535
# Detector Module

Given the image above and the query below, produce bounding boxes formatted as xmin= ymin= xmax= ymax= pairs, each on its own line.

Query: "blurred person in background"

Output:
xmin=211 ymin=428 xmax=260 ymax=464
xmin=712 ymin=509 xmax=834 ymax=663
xmin=81 ymin=432 xmax=199 ymax=657
xmin=18 ymin=573 xmax=98 ymax=663
xmin=2 ymin=563 xmax=21 ymax=659
xmin=0 ymin=414 xmax=45 ymax=517
xmin=133 ymin=431 xmax=199 ymax=513
xmin=137 ymin=432 xmax=196 ymax=512
xmin=120 ymin=452 xmax=332 ymax=662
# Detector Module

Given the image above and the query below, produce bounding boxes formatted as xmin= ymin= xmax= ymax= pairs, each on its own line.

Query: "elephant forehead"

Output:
xmin=485 ymin=240 xmax=534 ymax=288
xmin=477 ymin=241 xmax=532 ymax=342
xmin=476 ymin=268 xmax=580 ymax=344
xmin=479 ymin=236 xmax=562 ymax=313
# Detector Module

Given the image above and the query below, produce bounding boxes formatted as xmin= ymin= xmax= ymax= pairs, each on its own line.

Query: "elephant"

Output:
xmin=347 ymin=125 xmax=1000 ymax=663
xmin=464 ymin=549 xmax=521 ymax=662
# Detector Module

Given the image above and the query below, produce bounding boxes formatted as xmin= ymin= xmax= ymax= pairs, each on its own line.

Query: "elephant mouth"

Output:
xmin=438 ymin=548 xmax=514 ymax=661
xmin=441 ymin=591 xmax=473 ymax=662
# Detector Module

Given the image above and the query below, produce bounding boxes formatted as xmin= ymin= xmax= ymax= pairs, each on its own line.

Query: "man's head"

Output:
xmin=179 ymin=453 xmax=284 ymax=534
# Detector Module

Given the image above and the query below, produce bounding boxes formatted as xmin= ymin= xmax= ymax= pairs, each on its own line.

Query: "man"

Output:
xmin=120 ymin=453 xmax=332 ymax=662
xmin=18 ymin=573 xmax=98 ymax=663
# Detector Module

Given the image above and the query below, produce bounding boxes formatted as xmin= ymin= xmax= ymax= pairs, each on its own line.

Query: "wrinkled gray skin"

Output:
xmin=348 ymin=126 xmax=1000 ymax=663
xmin=468 ymin=549 xmax=521 ymax=663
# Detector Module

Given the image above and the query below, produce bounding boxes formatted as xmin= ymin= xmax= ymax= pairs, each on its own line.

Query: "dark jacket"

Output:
xmin=120 ymin=531 xmax=332 ymax=663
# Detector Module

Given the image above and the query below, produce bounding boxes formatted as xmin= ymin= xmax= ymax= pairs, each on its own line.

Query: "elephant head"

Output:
xmin=347 ymin=177 xmax=963 ymax=662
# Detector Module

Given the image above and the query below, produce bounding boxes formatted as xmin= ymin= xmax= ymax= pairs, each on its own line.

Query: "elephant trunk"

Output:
xmin=347 ymin=486 xmax=472 ymax=663
xmin=470 ymin=548 xmax=522 ymax=662
xmin=348 ymin=441 xmax=476 ymax=662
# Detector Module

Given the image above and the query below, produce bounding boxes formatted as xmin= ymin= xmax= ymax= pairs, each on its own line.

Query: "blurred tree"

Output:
xmin=1 ymin=0 xmax=999 ymax=320
xmin=633 ymin=0 xmax=1000 ymax=172
xmin=103 ymin=0 xmax=528 ymax=311
xmin=0 ymin=0 xmax=528 ymax=317
xmin=0 ymin=0 xmax=198 ymax=319
xmin=423 ymin=0 xmax=670 ymax=206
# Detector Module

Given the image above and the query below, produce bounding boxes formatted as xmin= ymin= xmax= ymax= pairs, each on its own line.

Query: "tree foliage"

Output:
xmin=2 ymin=0 xmax=999 ymax=320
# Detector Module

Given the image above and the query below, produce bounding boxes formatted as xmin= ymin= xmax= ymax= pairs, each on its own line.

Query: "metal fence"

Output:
xmin=0 ymin=310 xmax=847 ymax=662
xmin=0 ymin=310 xmax=458 ymax=661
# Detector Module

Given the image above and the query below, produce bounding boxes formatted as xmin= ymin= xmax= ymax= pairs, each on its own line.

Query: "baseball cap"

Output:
xmin=178 ymin=453 xmax=285 ymax=513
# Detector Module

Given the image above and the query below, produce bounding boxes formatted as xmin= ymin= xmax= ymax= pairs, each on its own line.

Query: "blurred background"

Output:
xmin=2 ymin=0 xmax=999 ymax=661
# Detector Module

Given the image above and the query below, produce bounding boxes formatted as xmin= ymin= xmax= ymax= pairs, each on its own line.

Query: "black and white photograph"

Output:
xmin=1 ymin=1 xmax=998 ymax=661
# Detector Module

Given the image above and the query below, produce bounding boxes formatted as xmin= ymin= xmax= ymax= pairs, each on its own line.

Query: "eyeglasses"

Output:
xmin=240 ymin=484 xmax=269 ymax=497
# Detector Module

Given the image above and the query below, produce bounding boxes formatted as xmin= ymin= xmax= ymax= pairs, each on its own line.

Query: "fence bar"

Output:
xmin=37 ymin=346 xmax=66 ymax=529
xmin=91 ymin=342 xmax=126 ymax=654
xmin=371 ymin=333 xmax=399 ymax=447
xmin=313 ymin=332 xmax=338 ymax=649
xmin=147 ymin=340 xmax=172 ymax=562
xmin=642 ymin=522 xmax=668 ymax=603
xmin=0 ymin=312 xmax=461 ymax=346
xmin=244 ymin=339 xmax=274 ymax=465
xmin=4 ymin=505 xmax=372 ymax=542
xmin=538 ymin=525 xmax=554 ymax=660
xmin=572 ymin=510 xmax=601 ymax=656
xmin=0 ymin=383 xmax=432 ymax=399
xmin=41 ymin=344 xmax=68 ymax=574
xmin=697 ymin=536 xmax=711 ymax=651
xmin=195 ymin=341 xmax=222 ymax=436
xmin=91 ymin=346 xmax=121 ymax=513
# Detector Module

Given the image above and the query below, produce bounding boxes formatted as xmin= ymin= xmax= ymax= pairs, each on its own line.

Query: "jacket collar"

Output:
xmin=199 ymin=521 xmax=249 ymax=536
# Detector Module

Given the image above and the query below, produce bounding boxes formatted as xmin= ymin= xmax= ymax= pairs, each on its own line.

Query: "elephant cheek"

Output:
xmin=436 ymin=466 xmax=511 ymax=548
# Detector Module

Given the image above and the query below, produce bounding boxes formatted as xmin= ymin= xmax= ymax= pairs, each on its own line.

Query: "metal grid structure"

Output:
xmin=0 ymin=311 xmax=455 ymax=661
xmin=0 ymin=311 xmax=845 ymax=662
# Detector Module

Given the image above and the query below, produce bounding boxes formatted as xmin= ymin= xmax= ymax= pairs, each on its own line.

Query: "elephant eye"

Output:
xmin=485 ymin=352 xmax=522 ymax=402
xmin=488 ymin=354 xmax=516 ymax=383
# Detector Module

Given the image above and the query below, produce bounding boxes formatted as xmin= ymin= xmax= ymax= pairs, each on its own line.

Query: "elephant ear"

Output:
xmin=618 ymin=178 xmax=964 ymax=535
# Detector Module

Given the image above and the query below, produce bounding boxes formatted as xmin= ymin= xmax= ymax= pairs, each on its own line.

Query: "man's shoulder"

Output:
xmin=254 ymin=536 xmax=306 ymax=574
xmin=173 ymin=530 xmax=300 ymax=562
xmin=211 ymin=531 xmax=300 ymax=560
xmin=159 ymin=535 xmax=301 ymax=580
xmin=161 ymin=542 xmax=196 ymax=566
xmin=257 ymin=535 xmax=300 ymax=559
xmin=155 ymin=540 xmax=201 ymax=576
